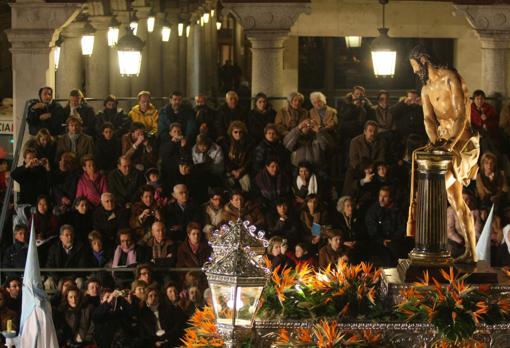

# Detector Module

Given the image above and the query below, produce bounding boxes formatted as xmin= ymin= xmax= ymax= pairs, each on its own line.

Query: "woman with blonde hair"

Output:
xmin=274 ymin=92 xmax=309 ymax=137
xmin=309 ymin=91 xmax=338 ymax=129
xmin=476 ymin=152 xmax=509 ymax=211
xmin=222 ymin=120 xmax=252 ymax=192
xmin=24 ymin=128 xmax=56 ymax=163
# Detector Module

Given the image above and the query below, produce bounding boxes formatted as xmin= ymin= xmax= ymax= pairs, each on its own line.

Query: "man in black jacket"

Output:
xmin=2 ymin=224 xmax=28 ymax=278
xmin=164 ymin=184 xmax=202 ymax=242
xmin=11 ymin=148 xmax=51 ymax=205
xmin=93 ymin=192 xmax=129 ymax=250
xmin=27 ymin=86 xmax=66 ymax=136
xmin=45 ymin=224 xmax=89 ymax=290
xmin=108 ymin=156 xmax=145 ymax=208
xmin=63 ymin=89 xmax=97 ymax=137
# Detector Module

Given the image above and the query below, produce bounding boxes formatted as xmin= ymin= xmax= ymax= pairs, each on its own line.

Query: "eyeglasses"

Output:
xmin=140 ymin=272 xmax=149 ymax=275
xmin=233 ymin=130 xmax=243 ymax=134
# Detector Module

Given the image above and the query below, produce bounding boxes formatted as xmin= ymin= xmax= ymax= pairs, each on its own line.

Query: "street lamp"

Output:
xmin=107 ymin=16 xmax=120 ymax=47
xmin=211 ymin=9 xmax=215 ymax=18
xmin=371 ymin=0 xmax=396 ymax=78
xmin=130 ymin=12 xmax=139 ymax=36
xmin=178 ymin=22 xmax=184 ymax=37
xmin=186 ymin=24 xmax=190 ymax=38
xmin=203 ymin=12 xmax=210 ymax=24
xmin=53 ymin=35 xmax=63 ymax=70
xmin=117 ymin=27 xmax=144 ymax=76
xmin=161 ymin=19 xmax=171 ymax=42
xmin=205 ymin=220 xmax=270 ymax=348
xmin=216 ymin=21 xmax=222 ymax=30
xmin=345 ymin=36 xmax=362 ymax=48
xmin=81 ymin=21 xmax=95 ymax=56
xmin=147 ymin=10 xmax=155 ymax=33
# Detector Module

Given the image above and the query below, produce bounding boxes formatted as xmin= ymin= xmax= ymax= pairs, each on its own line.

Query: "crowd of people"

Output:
xmin=0 ymin=84 xmax=509 ymax=347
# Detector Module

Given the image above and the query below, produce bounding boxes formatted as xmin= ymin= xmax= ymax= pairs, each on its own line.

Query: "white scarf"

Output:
xmin=503 ymin=224 xmax=510 ymax=255
xmin=296 ymin=174 xmax=318 ymax=195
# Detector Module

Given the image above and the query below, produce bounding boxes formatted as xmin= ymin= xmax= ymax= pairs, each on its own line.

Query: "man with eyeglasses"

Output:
xmin=93 ymin=192 xmax=129 ymax=250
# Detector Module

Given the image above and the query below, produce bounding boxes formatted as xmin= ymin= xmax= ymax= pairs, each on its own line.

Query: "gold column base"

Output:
xmin=408 ymin=249 xmax=453 ymax=266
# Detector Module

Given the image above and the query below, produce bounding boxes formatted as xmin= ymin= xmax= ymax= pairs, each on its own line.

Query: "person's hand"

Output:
xmin=154 ymin=210 xmax=161 ymax=221
xmin=170 ymin=225 xmax=180 ymax=231
xmin=40 ymin=158 xmax=50 ymax=171
xmin=310 ymin=120 xmax=320 ymax=133
xmin=298 ymin=119 xmax=311 ymax=131
xmin=361 ymin=171 xmax=375 ymax=184
xmin=134 ymin=134 xmax=145 ymax=147
xmin=312 ymin=235 xmax=321 ymax=244
xmin=481 ymin=113 xmax=487 ymax=121
xmin=383 ymin=239 xmax=391 ymax=247
xmin=180 ymin=138 xmax=187 ymax=147
xmin=279 ymin=215 xmax=287 ymax=221
xmin=231 ymin=169 xmax=241 ymax=179
xmin=140 ymin=209 xmax=151 ymax=221
xmin=61 ymin=196 xmax=71 ymax=206
xmin=39 ymin=113 xmax=51 ymax=121
xmin=344 ymin=241 xmax=356 ymax=248
xmin=33 ymin=102 xmax=45 ymax=110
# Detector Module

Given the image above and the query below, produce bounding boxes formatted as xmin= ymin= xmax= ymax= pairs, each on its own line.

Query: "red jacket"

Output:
xmin=471 ymin=102 xmax=498 ymax=135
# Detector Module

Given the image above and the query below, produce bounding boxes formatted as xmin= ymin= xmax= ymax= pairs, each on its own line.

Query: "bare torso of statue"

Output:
xmin=410 ymin=50 xmax=480 ymax=263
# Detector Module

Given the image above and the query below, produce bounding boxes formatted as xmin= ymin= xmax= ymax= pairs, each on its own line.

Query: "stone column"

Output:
xmin=57 ymin=22 xmax=85 ymax=99
xmin=162 ymin=10 xmax=180 ymax=95
xmin=454 ymin=4 xmax=510 ymax=97
xmin=87 ymin=16 xmax=111 ymax=101
xmin=146 ymin=13 xmax=164 ymax=98
xmin=221 ymin=1 xmax=310 ymax=106
xmin=209 ymin=9 xmax=219 ymax=96
xmin=178 ymin=24 xmax=188 ymax=95
xmin=6 ymin=0 xmax=81 ymax=155
xmin=189 ymin=22 xmax=203 ymax=98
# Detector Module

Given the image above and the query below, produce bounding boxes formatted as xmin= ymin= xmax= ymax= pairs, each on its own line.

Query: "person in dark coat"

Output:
xmin=158 ymin=91 xmax=197 ymax=143
xmin=27 ymin=86 xmax=66 ymax=136
xmin=318 ymin=229 xmax=348 ymax=269
xmin=254 ymin=158 xmax=291 ymax=212
xmin=94 ymin=122 xmax=122 ymax=172
xmin=215 ymin=90 xmax=245 ymax=141
xmin=108 ymin=156 xmax=145 ymax=208
xmin=23 ymin=128 xmax=57 ymax=165
xmin=55 ymin=116 xmax=95 ymax=164
xmin=252 ymin=123 xmax=289 ymax=177
xmin=365 ymin=186 xmax=410 ymax=267
xmin=4 ymin=277 xmax=22 ymax=317
xmin=11 ymin=148 xmax=51 ymax=205
xmin=27 ymin=195 xmax=59 ymax=242
xmin=63 ymin=89 xmax=97 ymax=137
xmin=221 ymin=120 xmax=253 ymax=193
xmin=266 ymin=198 xmax=302 ymax=250
xmin=176 ymin=222 xmax=212 ymax=268
xmin=45 ymin=225 xmax=89 ymax=287
xmin=164 ymin=184 xmax=202 ymax=243
xmin=62 ymin=196 xmax=94 ymax=244
xmin=194 ymin=94 xmax=217 ymax=140
xmin=92 ymin=192 xmax=129 ymax=250
xmin=95 ymin=95 xmax=131 ymax=139
xmin=159 ymin=122 xmax=190 ymax=189
xmin=246 ymin=92 xmax=276 ymax=145
xmin=50 ymin=152 xmax=80 ymax=214
xmin=2 ymin=225 xmax=28 ymax=278
xmin=266 ymin=236 xmax=295 ymax=271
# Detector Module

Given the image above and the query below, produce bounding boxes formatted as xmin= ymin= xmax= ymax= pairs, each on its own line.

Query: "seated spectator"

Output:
xmin=158 ymin=90 xmax=196 ymax=143
xmin=160 ymin=122 xmax=189 ymax=186
xmin=145 ymin=167 xmax=165 ymax=206
xmin=0 ymin=287 xmax=18 ymax=334
xmin=108 ymin=156 xmax=145 ymax=208
xmin=372 ymin=90 xmax=395 ymax=134
xmin=447 ymin=190 xmax=482 ymax=258
xmin=27 ymin=86 xmax=66 ymax=136
xmin=255 ymin=157 xmax=291 ymax=211
xmin=246 ymin=92 xmax=276 ymax=144
xmin=343 ymin=120 xmax=386 ymax=196
xmin=83 ymin=278 xmax=101 ymax=309
xmin=292 ymin=161 xmax=320 ymax=205
xmin=476 ymin=152 xmax=508 ymax=211
xmin=290 ymin=243 xmax=316 ymax=267
xmin=4 ymin=277 xmax=22 ymax=317
xmin=94 ymin=122 xmax=122 ymax=173
xmin=194 ymin=94 xmax=217 ymax=140
xmin=176 ymin=222 xmax=212 ymax=269
xmin=266 ymin=198 xmax=302 ymax=249
xmin=164 ymin=184 xmax=202 ymax=242
xmin=471 ymin=89 xmax=500 ymax=154
xmin=56 ymin=116 xmax=95 ymax=163
xmin=275 ymin=92 xmax=308 ymax=137
xmin=121 ymin=122 xmax=157 ymax=172
xmin=365 ymin=186 xmax=409 ymax=267
xmin=76 ymin=155 xmax=108 ymax=207
xmin=192 ymin=134 xmax=224 ymax=177
xmin=252 ymin=123 xmax=289 ymax=176
xmin=318 ymin=229 xmax=348 ymax=269
xmin=50 ymin=277 xmax=76 ymax=310
xmin=300 ymin=194 xmax=328 ymax=246
xmin=309 ymin=91 xmax=338 ymax=129
xmin=221 ymin=190 xmax=265 ymax=227
xmin=45 ymin=225 xmax=88 ymax=290
xmin=129 ymin=185 xmax=163 ymax=241
xmin=333 ymin=196 xmax=367 ymax=252
xmin=163 ymin=281 xmax=183 ymax=310
xmin=62 ymin=196 xmax=93 ymax=244
xmin=93 ymin=192 xmax=129 ymax=249
xmin=139 ymin=287 xmax=186 ymax=347
xmin=2 ymin=225 xmax=28 ymax=279
xmin=135 ymin=264 xmax=158 ymax=289
xmin=266 ymin=236 xmax=295 ymax=270
xmin=202 ymin=188 xmax=225 ymax=238
xmin=145 ymin=221 xmax=175 ymax=267
xmin=215 ymin=90 xmax=244 ymax=141
xmin=54 ymin=285 xmax=93 ymax=346
xmin=11 ymin=147 xmax=51 ymax=205
xmin=338 ymin=86 xmax=372 ymax=142
xmin=222 ymin=120 xmax=252 ymax=193
xmin=50 ymin=152 xmax=79 ymax=213
xmin=392 ymin=89 xmax=426 ymax=140
xmin=283 ymin=118 xmax=334 ymax=170
xmin=28 ymin=194 xmax=59 ymax=242
xmin=128 ymin=90 xmax=158 ymax=136
xmin=112 ymin=229 xmax=149 ymax=277
xmin=94 ymin=94 xmax=131 ymax=139
xmin=63 ymin=89 xmax=96 ymax=137
xmin=87 ymin=231 xmax=111 ymax=268
xmin=23 ymin=128 xmax=57 ymax=164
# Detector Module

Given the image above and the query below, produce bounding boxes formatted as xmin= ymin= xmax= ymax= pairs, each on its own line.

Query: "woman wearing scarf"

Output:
xmin=176 ymin=222 xmax=212 ymax=269
xmin=112 ymin=229 xmax=149 ymax=286
xmin=221 ymin=120 xmax=252 ymax=192
xmin=292 ymin=161 xmax=320 ymax=205
xmin=333 ymin=196 xmax=368 ymax=263
xmin=75 ymin=156 xmax=108 ymax=207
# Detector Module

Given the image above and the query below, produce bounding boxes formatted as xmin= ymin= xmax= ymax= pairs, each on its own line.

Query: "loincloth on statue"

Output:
xmin=450 ymin=132 xmax=480 ymax=187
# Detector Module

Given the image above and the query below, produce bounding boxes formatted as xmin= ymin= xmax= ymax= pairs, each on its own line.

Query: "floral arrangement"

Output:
xmin=180 ymin=306 xmax=224 ymax=348
xmin=257 ymin=259 xmax=383 ymax=320
xmin=395 ymin=267 xmax=510 ymax=346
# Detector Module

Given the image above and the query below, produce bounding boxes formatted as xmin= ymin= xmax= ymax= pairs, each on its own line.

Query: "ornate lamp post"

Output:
xmin=371 ymin=0 xmax=396 ymax=78
xmin=345 ymin=36 xmax=362 ymax=48
xmin=205 ymin=220 xmax=270 ymax=348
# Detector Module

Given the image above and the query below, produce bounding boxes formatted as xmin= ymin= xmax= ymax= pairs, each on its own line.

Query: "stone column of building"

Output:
xmin=162 ymin=10 xmax=180 ymax=96
xmin=221 ymin=1 xmax=310 ymax=107
xmin=57 ymin=22 xmax=85 ymax=100
xmin=454 ymin=4 xmax=510 ymax=97
xmin=209 ymin=9 xmax=219 ymax=96
xmin=187 ymin=22 xmax=200 ymax=98
xmin=178 ymin=22 xmax=188 ymax=95
xmin=6 ymin=0 xmax=81 ymax=153
xmin=147 ymin=12 xmax=164 ymax=99
xmin=87 ymin=16 xmax=111 ymax=103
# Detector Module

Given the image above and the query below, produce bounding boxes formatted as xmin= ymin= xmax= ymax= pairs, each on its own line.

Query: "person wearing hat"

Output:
xmin=128 ymin=91 xmax=159 ymax=135
xmin=63 ymin=89 xmax=97 ymax=137
xmin=27 ymin=86 xmax=66 ymax=136
xmin=95 ymin=95 xmax=131 ymax=139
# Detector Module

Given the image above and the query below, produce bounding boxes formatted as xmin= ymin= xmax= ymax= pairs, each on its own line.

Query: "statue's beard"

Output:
xmin=416 ymin=62 xmax=429 ymax=85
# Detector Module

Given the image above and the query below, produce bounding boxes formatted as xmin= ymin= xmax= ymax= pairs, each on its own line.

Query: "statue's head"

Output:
xmin=409 ymin=45 xmax=432 ymax=84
